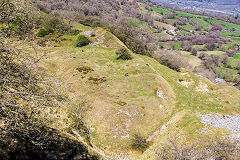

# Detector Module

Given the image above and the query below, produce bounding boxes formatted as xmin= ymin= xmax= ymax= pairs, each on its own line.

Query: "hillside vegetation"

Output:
xmin=1 ymin=0 xmax=240 ymax=159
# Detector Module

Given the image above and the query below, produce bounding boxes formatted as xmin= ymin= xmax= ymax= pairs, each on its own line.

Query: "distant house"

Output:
xmin=165 ymin=29 xmax=177 ymax=36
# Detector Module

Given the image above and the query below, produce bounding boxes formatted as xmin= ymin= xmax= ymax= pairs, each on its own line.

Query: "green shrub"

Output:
xmin=37 ymin=28 xmax=49 ymax=37
xmin=76 ymin=66 xmax=94 ymax=74
xmin=75 ymin=35 xmax=91 ymax=47
xmin=70 ymin=29 xmax=81 ymax=36
xmin=43 ymin=15 xmax=70 ymax=34
xmin=88 ymin=76 xmax=106 ymax=84
xmin=131 ymin=133 xmax=148 ymax=151
xmin=116 ymin=48 xmax=132 ymax=60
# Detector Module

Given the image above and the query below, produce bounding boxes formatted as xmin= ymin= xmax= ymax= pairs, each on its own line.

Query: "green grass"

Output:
xmin=189 ymin=18 xmax=211 ymax=28
xmin=226 ymin=55 xmax=240 ymax=68
xmin=228 ymin=37 xmax=240 ymax=42
xmin=154 ymin=32 xmax=169 ymax=37
xmin=176 ymin=11 xmax=208 ymax=18
xmin=222 ymin=31 xmax=240 ymax=37
xmin=152 ymin=6 xmax=172 ymax=14
xmin=128 ymin=18 xmax=157 ymax=32
xmin=167 ymin=19 xmax=176 ymax=25
xmin=219 ymin=67 xmax=239 ymax=74
xmin=217 ymin=67 xmax=240 ymax=82
xmin=170 ymin=42 xmax=182 ymax=50
xmin=182 ymin=25 xmax=194 ymax=30
xmin=233 ymin=54 xmax=240 ymax=59
xmin=208 ymin=19 xmax=240 ymax=31
xmin=178 ymin=30 xmax=191 ymax=36
xmin=192 ymin=45 xmax=205 ymax=50
xmin=180 ymin=51 xmax=202 ymax=68
xmin=204 ymin=51 xmax=225 ymax=56
xmin=71 ymin=22 xmax=92 ymax=31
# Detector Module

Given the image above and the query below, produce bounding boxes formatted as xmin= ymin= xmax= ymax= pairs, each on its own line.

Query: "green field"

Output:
xmin=152 ymin=6 xmax=172 ymax=14
xmin=170 ymin=41 xmax=182 ymax=50
xmin=222 ymin=31 xmax=240 ymax=37
xmin=176 ymin=11 xmax=208 ymax=18
xmin=190 ymin=18 xmax=212 ymax=28
xmin=204 ymin=51 xmax=226 ymax=56
xmin=180 ymin=51 xmax=202 ymax=68
xmin=217 ymin=67 xmax=240 ymax=82
xmin=167 ymin=19 xmax=176 ymax=25
xmin=227 ymin=54 xmax=240 ymax=68
xmin=128 ymin=18 xmax=157 ymax=32
xmin=182 ymin=25 xmax=195 ymax=30
xmin=154 ymin=32 xmax=170 ymax=37
xmin=208 ymin=19 xmax=240 ymax=31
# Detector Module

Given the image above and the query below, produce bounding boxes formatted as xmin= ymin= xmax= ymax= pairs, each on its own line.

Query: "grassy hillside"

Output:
xmin=21 ymin=22 xmax=240 ymax=159
xmin=1 ymin=0 xmax=240 ymax=159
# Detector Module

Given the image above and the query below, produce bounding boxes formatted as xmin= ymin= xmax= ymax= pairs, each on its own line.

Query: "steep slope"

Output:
xmin=22 ymin=23 xmax=240 ymax=159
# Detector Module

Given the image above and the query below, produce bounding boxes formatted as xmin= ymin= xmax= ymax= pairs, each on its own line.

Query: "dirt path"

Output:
xmin=147 ymin=110 xmax=186 ymax=142
xmin=72 ymin=130 xmax=106 ymax=159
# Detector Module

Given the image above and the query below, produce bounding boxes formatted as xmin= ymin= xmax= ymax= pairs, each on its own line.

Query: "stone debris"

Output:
xmin=89 ymin=35 xmax=104 ymax=47
xmin=160 ymin=125 xmax=167 ymax=131
xmin=53 ymin=77 xmax=62 ymax=86
xmin=197 ymin=112 xmax=240 ymax=141
xmin=82 ymin=30 xmax=95 ymax=37
xmin=216 ymin=106 xmax=224 ymax=110
xmin=156 ymin=90 xmax=165 ymax=99
xmin=159 ymin=104 xmax=164 ymax=109
xmin=123 ymin=111 xmax=131 ymax=117
xmin=89 ymin=41 xmax=102 ymax=47
xmin=196 ymin=82 xmax=209 ymax=92
xmin=177 ymin=72 xmax=194 ymax=88
xmin=109 ymin=153 xmax=129 ymax=160
xmin=177 ymin=79 xmax=194 ymax=88
xmin=110 ymin=108 xmax=141 ymax=137
xmin=181 ymin=72 xmax=190 ymax=77
xmin=156 ymin=89 xmax=168 ymax=99
xmin=120 ymin=134 xmax=129 ymax=140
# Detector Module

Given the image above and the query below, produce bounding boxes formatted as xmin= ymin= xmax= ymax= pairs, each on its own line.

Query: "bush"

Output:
xmin=115 ymin=48 xmax=132 ymax=60
xmin=76 ymin=66 xmax=94 ymax=74
xmin=153 ymin=50 xmax=189 ymax=72
xmin=43 ymin=15 xmax=70 ymax=34
xmin=37 ymin=28 xmax=49 ymax=37
xmin=205 ymin=43 xmax=216 ymax=51
xmin=131 ymin=133 xmax=148 ymax=151
xmin=156 ymin=135 xmax=240 ymax=160
xmin=110 ymin=19 xmax=155 ymax=56
xmin=198 ymin=52 xmax=208 ymax=60
xmin=36 ymin=4 xmax=50 ymax=14
xmin=190 ymin=48 xmax=197 ymax=56
xmin=75 ymin=35 xmax=91 ymax=47
xmin=1 ymin=0 xmax=42 ymax=38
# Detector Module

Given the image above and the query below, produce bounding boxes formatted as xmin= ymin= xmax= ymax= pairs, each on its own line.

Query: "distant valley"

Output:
xmin=153 ymin=0 xmax=240 ymax=15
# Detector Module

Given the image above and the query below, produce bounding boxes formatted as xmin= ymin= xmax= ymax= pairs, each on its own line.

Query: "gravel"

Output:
xmin=197 ymin=111 xmax=240 ymax=141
